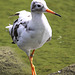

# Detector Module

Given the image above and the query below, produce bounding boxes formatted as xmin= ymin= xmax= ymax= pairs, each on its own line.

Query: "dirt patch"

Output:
xmin=0 ymin=46 xmax=31 ymax=75
xmin=48 ymin=64 xmax=75 ymax=75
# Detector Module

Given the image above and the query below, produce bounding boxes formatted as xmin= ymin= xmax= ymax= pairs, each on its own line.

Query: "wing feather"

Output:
xmin=6 ymin=10 xmax=32 ymax=43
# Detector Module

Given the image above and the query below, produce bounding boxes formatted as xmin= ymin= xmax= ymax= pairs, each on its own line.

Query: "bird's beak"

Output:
xmin=46 ymin=9 xmax=61 ymax=17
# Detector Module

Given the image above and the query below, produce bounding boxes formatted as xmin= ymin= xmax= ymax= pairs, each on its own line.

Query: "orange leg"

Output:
xmin=29 ymin=50 xmax=36 ymax=75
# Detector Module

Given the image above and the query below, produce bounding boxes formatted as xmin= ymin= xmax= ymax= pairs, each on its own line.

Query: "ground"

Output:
xmin=49 ymin=64 xmax=75 ymax=75
xmin=0 ymin=46 xmax=31 ymax=75
xmin=0 ymin=47 xmax=75 ymax=75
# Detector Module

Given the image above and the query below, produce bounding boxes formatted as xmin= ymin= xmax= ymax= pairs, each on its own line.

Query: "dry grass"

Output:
xmin=48 ymin=64 xmax=75 ymax=75
xmin=0 ymin=46 xmax=31 ymax=75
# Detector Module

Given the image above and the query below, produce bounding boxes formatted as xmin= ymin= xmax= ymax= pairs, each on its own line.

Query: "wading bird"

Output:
xmin=6 ymin=0 xmax=61 ymax=75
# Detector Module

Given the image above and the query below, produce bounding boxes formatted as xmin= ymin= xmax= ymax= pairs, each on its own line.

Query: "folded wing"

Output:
xmin=6 ymin=10 xmax=32 ymax=44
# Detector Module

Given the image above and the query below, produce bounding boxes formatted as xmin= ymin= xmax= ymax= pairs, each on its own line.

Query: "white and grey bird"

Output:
xmin=6 ymin=0 xmax=61 ymax=75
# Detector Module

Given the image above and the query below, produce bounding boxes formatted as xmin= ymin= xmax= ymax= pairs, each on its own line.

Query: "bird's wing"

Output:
xmin=6 ymin=10 xmax=32 ymax=44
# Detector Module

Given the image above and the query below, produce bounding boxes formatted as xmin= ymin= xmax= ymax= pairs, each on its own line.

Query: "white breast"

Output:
xmin=17 ymin=13 xmax=52 ymax=51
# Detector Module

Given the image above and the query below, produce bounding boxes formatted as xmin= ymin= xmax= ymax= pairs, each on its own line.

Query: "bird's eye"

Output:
xmin=37 ymin=5 xmax=41 ymax=7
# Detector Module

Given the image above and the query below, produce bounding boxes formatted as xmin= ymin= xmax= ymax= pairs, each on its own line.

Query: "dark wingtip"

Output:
xmin=14 ymin=13 xmax=19 ymax=16
xmin=12 ymin=42 xmax=15 ymax=44
xmin=9 ymin=13 xmax=19 ymax=18
xmin=55 ymin=13 xmax=61 ymax=17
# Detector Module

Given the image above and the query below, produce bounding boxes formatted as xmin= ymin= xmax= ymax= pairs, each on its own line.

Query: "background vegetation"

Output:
xmin=0 ymin=0 xmax=75 ymax=75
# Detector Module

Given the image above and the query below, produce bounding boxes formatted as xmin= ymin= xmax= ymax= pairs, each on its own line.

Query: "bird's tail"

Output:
xmin=6 ymin=24 xmax=13 ymax=29
xmin=6 ymin=24 xmax=13 ymax=35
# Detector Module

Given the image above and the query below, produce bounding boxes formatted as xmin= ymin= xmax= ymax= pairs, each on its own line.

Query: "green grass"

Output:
xmin=0 ymin=0 xmax=75 ymax=75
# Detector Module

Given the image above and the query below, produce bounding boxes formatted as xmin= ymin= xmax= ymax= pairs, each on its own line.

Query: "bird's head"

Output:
xmin=31 ymin=0 xmax=61 ymax=17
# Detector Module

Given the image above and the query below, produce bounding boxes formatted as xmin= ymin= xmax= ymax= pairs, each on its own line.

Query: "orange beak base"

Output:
xmin=46 ymin=9 xmax=61 ymax=17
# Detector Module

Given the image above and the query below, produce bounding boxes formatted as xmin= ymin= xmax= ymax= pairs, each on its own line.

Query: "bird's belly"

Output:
xmin=17 ymin=29 xmax=50 ymax=50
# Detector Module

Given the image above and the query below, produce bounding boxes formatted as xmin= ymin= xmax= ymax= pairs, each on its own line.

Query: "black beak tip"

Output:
xmin=55 ymin=13 xmax=61 ymax=17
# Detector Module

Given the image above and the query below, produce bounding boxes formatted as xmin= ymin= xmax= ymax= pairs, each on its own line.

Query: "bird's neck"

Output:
xmin=31 ymin=12 xmax=49 ymax=27
xmin=31 ymin=12 xmax=43 ymax=21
